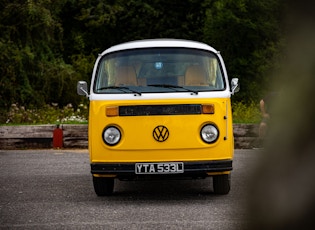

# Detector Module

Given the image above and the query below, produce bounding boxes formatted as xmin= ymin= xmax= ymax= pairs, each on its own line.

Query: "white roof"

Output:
xmin=100 ymin=39 xmax=219 ymax=56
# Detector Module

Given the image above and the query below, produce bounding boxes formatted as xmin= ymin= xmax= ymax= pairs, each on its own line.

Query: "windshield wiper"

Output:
xmin=148 ymin=84 xmax=198 ymax=95
xmin=97 ymin=86 xmax=141 ymax=96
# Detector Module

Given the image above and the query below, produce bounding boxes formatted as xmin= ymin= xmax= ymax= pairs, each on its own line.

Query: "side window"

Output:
xmin=95 ymin=62 xmax=107 ymax=89
xmin=205 ymin=58 xmax=224 ymax=89
xmin=95 ymin=59 xmax=117 ymax=89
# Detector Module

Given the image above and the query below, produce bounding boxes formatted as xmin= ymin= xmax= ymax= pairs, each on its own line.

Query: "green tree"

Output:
xmin=62 ymin=0 xmax=206 ymax=54
xmin=0 ymin=0 xmax=286 ymax=123
xmin=0 ymin=0 xmax=82 ymax=112
xmin=203 ymin=0 xmax=285 ymax=103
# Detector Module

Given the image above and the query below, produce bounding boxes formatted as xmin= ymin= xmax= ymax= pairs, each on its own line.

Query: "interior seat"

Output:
xmin=115 ymin=66 xmax=137 ymax=86
xmin=184 ymin=65 xmax=208 ymax=86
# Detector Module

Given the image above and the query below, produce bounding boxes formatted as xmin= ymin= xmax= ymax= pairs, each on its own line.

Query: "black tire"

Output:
xmin=92 ymin=176 xmax=114 ymax=196
xmin=213 ymin=174 xmax=231 ymax=195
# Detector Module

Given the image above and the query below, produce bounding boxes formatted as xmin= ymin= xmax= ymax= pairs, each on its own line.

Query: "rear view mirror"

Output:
xmin=77 ymin=81 xmax=89 ymax=97
xmin=231 ymin=78 xmax=240 ymax=95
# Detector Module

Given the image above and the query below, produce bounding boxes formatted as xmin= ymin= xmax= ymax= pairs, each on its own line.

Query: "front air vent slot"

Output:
xmin=119 ymin=104 xmax=202 ymax=116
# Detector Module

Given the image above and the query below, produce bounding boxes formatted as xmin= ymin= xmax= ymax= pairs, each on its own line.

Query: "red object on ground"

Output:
xmin=53 ymin=126 xmax=63 ymax=148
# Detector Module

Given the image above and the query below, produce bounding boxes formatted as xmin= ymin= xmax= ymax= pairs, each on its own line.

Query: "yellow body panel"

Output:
xmin=88 ymin=98 xmax=234 ymax=163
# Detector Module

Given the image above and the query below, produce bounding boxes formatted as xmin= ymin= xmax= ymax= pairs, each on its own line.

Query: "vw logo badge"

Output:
xmin=153 ymin=126 xmax=169 ymax=142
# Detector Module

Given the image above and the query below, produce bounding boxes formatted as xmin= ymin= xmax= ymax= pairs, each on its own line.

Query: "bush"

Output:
xmin=3 ymin=103 xmax=88 ymax=125
xmin=232 ymin=101 xmax=261 ymax=123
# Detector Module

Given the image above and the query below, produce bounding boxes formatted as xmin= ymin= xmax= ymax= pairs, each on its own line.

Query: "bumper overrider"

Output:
xmin=91 ymin=160 xmax=232 ymax=179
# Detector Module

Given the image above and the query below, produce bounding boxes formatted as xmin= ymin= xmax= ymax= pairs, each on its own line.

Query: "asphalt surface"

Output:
xmin=0 ymin=149 xmax=260 ymax=229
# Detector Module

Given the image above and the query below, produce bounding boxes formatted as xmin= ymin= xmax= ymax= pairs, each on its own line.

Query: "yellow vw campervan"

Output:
xmin=77 ymin=39 xmax=239 ymax=196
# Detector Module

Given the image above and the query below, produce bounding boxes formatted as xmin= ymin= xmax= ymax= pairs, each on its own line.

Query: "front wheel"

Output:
xmin=213 ymin=174 xmax=231 ymax=195
xmin=92 ymin=176 xmax=114 ymax=196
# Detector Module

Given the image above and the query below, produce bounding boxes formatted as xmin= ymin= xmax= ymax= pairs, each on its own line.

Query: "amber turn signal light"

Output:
xmin=202 ymin=104 xmax=215 ymax=114
xmin=106 ymin=106 xmax=119 ymax=117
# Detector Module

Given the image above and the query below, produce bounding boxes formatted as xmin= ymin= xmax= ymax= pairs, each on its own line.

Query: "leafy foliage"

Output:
xmin=0 ymin=0 xmax=286 ymax=123
xmin=203 ymin=0 xmax=285 ymax=102
xmin=4 ymin=103 xmax=88 ymax=125
xmin=232 ymin=101 xmax=261 ymax=123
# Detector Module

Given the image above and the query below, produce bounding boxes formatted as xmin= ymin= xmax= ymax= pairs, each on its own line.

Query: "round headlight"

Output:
xmin=103 ymin=126 xmax=121 ymax=146
xmin=200 ymin=124 xmax=219 ymax=143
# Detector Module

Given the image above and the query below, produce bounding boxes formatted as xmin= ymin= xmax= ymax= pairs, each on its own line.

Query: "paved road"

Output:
xmin=0 ymin=149 xmax=260 ymax=229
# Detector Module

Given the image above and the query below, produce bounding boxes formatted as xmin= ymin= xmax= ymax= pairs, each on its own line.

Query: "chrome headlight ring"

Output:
xmin=102 ymin=126 xmax=121 ymax=146
xmin=200 ymin=123 xmax=219 ymax=144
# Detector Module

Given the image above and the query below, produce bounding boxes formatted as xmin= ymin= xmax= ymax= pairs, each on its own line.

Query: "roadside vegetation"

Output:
xmin=232 ymin=101 xmax=261 ymax=124
xmin=0 ymin=0 xmax=285 ymax=124
xmin=3 ymin=103 xmax=88 ymax=125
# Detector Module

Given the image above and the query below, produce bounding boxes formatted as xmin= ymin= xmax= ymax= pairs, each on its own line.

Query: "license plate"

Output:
xmin=135 ymin=162 xmax=184 ymax=174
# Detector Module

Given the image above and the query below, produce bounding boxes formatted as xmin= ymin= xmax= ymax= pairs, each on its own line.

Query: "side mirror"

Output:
xmin=77 ymin=81 xmax=89 ymax=97
xmin=231 ymin=78 xmax=240 ymax=95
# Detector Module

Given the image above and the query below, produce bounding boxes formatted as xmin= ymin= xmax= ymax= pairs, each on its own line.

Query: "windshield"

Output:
xmin=94 ymin=48 xmax=225 ymax=94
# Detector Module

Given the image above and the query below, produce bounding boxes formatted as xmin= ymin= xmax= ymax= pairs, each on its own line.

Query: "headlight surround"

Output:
xmin=102 ymin=126 xmax=121 ymax=146
xmin=200 ymin=124 xmax=219 ymax=144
